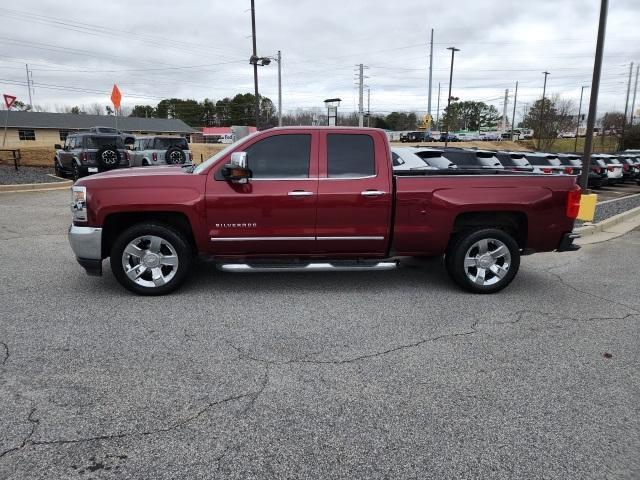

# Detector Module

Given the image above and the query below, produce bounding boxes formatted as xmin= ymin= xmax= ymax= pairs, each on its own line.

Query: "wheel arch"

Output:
xmin=102 ymin=211 xmax=197 ymax=258
xmin=451 ymin=211 xmax=528 ymax=249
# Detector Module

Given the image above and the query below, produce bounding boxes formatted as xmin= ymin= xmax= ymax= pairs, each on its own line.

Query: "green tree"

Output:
xmin=130 ymin=105 xmax=155 ymax=118
xmin=441 ymin=101 xmax=501 ymax=131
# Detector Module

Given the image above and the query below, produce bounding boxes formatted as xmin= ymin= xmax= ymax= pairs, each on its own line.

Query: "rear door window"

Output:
xmin=154 ymin=137 xmax=189 ymax=150
xmin=245 ymin=134 xmax=311 ymax=178
xmin=327 ymin=134 xmax=375 ymax=177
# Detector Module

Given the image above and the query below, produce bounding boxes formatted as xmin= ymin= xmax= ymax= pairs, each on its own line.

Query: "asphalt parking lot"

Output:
xmin=1 ymin=190 xmax=639 ymax=479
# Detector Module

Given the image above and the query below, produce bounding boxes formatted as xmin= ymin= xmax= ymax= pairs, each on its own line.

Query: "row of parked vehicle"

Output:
xmin=53 ymin=127 xmax=192 ymax=180
xmin=391 ymin=146 xmax=640 ymax=188
xmin=399 ymin=129 xmax=534 ymax=143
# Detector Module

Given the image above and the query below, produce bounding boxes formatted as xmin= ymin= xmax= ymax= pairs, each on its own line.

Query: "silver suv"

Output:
xmin=130 ymin=136 xmax=192 ymax=167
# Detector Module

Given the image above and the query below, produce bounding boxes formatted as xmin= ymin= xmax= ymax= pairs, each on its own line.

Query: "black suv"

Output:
xmin=54 ymin=133 xmax=130 ymax=180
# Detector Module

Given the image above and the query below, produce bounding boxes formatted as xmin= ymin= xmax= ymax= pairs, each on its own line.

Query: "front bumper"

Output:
xmin=557 ymin=232 xmax=581 ymax=252
xmin=68 ymin=225 xmax=103 ymax=276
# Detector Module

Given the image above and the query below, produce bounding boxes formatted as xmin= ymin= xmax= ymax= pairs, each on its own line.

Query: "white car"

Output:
xmin=391 ymin=147 xmax=437 ymax=171
xmin=524 ymin=153 xmax=566 ymax=175
xmin=413 ymin=147 xmax=458 ymax=170
xmin=594 ymin=154 xmax=624 ymax=185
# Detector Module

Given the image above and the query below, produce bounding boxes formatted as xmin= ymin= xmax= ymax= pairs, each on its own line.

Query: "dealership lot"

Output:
xmin=1 ymin=190 xmax=639 ymax=479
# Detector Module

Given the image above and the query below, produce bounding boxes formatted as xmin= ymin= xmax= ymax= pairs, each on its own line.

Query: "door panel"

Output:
xmin=316 ymin=132 xmax=392 ymax=255
xmin=205 ymin=132 xmax=319 ymax=256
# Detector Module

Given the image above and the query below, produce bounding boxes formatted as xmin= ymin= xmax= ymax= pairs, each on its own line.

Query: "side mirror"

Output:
xmin=222 ymin=151 xmax=251 ymax=184
xmin=54 ymin=144 xmax=62 ymax=150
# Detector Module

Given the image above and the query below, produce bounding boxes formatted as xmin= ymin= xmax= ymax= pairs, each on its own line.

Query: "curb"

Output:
xmin=0 ymin=177 xmax=72 ymax=193
xmin=576 ymin=205 xmax=640 ymax=237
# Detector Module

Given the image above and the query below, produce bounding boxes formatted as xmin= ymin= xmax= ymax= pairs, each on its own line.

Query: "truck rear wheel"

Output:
xmin=110 ymin=223 xmax=192 ymax=296
xmin=445 ymin=228 xmax=520 ymax=294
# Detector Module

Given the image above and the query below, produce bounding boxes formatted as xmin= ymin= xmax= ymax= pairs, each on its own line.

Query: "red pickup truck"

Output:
xmin=68 ymin=127 xmax=581 ymax=295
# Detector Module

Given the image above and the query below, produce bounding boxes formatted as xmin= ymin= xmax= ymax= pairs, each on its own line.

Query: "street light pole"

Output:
xmin=444 ymin=47 xmax=459 ymax=148
xmin=537 ymin=71 xmax=550 ymax=150
xmin=574 ymin=85 xmax=586 ymax=152
xmin=579 ymin=0 xmax=608 ymax=191
xmin=277 ymin=50 xmax=282 ymax=127
xmin=250 ymin=0 xmax=260 ymax=130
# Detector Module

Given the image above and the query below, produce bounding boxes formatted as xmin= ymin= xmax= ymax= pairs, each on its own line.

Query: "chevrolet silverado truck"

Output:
xmin=68 ymin=127 xmax=581 ymax=296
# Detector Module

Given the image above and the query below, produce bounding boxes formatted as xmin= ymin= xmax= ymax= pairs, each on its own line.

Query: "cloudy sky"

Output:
xmin=1 ymin=0 xmax=639 ymax=123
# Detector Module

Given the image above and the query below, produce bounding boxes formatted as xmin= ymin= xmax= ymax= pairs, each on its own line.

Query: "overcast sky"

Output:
xmin=1 ymin=0 xmax=639 ymax=123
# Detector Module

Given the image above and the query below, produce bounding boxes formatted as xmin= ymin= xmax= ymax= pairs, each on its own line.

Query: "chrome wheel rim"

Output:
xmin=464 ymin=238 xmax=511 ymax=286
xmin=102 ymin=150 xmax=117 ymax=165
xmin=122 ymin=235 xmax=179 ymax=288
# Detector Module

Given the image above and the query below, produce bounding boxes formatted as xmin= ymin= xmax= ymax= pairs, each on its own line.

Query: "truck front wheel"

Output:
xmin=110 ymin=223 xmax=192 ymax=296
xmin=445 ymin=228 xmax=520 ymax=294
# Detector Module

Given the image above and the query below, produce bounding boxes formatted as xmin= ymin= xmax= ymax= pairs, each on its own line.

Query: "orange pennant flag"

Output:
xmin=110 ymin=84 xmax=122 ymax=110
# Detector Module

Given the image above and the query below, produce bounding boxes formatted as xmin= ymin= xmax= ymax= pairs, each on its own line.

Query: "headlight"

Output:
xmin=71 ymin=185 xmax=87 ymax=222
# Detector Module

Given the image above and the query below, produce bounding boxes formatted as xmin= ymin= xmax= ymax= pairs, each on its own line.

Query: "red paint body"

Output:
xmin=77 ymin=128 xmax=578 ymax=259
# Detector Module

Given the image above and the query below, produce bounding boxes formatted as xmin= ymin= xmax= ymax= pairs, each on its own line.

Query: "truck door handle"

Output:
xmin=288 ymin=190 xmax=314 ymax=197
xmin=361 ymin=190 xmax=386 ymax=197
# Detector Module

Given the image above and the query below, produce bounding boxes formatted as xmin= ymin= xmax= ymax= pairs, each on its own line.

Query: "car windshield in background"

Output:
xmin=85 ymin=136 xmax=124 ymax=149
xmin=443 ymin=151 xmax=484 ymax=166
xmin=526 ymin=155 xmax=558 ymax=166
xmin=414 ymin=150 xmax=452 ymax=168
xmin=496 ymin=153 xmax=529 ymax=167
xmin=154 ymin=138 xmax=189 ymax=150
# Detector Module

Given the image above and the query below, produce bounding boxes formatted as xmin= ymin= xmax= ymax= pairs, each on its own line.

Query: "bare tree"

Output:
xmin=88 ymin=103 xmax=104 ymax=115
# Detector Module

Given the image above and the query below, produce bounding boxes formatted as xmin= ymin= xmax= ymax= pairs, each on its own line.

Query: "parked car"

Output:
xmin=439 ymin=132 xmax=460 ymax=142
xmin=67 ymin=127 xmax=582 ymax=296
xmin=593 ymin=154 xmax=623 ymax=185
xmin=443 ymin=148 xmax=503 ymax=170
xmin=54 ymin=132 xmax=130 ymax=180
xmin=556 ymin=153 xmax=583 ymax=177
xmin=391 ymin=147 xmax=436 ymax=171
xmin=129 ymin=136 xmax=192 ymax=167
xmin=524 ymin=153 xmax=565 ymax=175
xmin=413 ymin=147 xmax=457 ymax=169
xmin=616 ymin=154 xmax=638 ymax=182
xmin=481 ymin=132 xmax=502 ymax=141
xmin=400 ymin=131 xmax=432 ymax=143
xmin=494 ymin=151 xmax=534 ymax=173
xmin=587 ymin=158 xmax=610 ymax=189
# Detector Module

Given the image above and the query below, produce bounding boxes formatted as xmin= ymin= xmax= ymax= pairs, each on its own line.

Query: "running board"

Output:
xmin=217 ymin=261 xmax=397 ymax=273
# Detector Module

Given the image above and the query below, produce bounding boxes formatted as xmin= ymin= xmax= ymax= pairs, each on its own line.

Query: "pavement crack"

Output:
xmin=0 ymin=407 xmax=39 ymax=459
xmin=547 ymin=271 xmax=640 ymax=314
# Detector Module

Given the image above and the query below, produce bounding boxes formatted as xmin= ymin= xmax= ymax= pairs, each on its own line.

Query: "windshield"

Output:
xmin=193 ymin=133 xmax=258 ymax=174
xmin=154 ymin=137 xmax=188 ymax=150
xmin=414 ymin=150 xmax=453 ymax=168
xmin=84 ymin=136 xmax=125 ymax=149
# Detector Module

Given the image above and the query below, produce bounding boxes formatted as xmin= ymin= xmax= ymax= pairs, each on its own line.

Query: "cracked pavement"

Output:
xmin=1 ymin=190 xmax=639 ymax=479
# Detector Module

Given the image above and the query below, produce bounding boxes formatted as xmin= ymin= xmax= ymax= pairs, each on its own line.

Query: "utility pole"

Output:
xmin=501 ymin=89 xmax=509 ymax=131
xmin=511 ymin=81 xmax=518 ymax=140
xmin=444 ymin=47 xmax=460 ymax=148
xmin=630 ymin=65 xmax=639 ymax=126
xmin=436 ymin=82 xmax=441 ymax=130
xmin=25 ymin=64 xmax=33 ymax=109
xmin=537 ymin=71 xmax=550 ymax=150
xmin=574 ymin=85 xmax=586 ymax=152
xmin=358 ymin=63 xmax=364 ymax=127
xmin=579 ymin=0 xmax=608 ymax=191
xmin=277 ymin=50 xmax=282 ymax=127
xmin=250 ymin=0 xmax=260 ymax=129
xmin=623 ymin=62 xmax=633 ymax=123
xmin=427 ymin=28 xmax=433 ymax=132
xmin=367 ymin=87 xmax=371 ymax=127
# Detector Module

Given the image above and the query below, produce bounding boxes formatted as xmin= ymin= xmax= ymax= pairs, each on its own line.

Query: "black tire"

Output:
xmin=165 ymin=147 xmax=186 ymax=164
xmin=54 ymin=158 xmax=64 ymax=178
xmin=445 ymin=228 xmax=520 ymax=294
xmin=72 ymin=162 xmax=82 ymax=182
xmin=110 ymin=223 xmax=192 ymax=296
xmin=96 ymin=146 xmax=121 ymax=170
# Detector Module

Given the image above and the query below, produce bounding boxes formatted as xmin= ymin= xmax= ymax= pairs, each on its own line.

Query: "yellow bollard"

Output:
xmin=577 ymin=193 xmax=598 ymax=222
